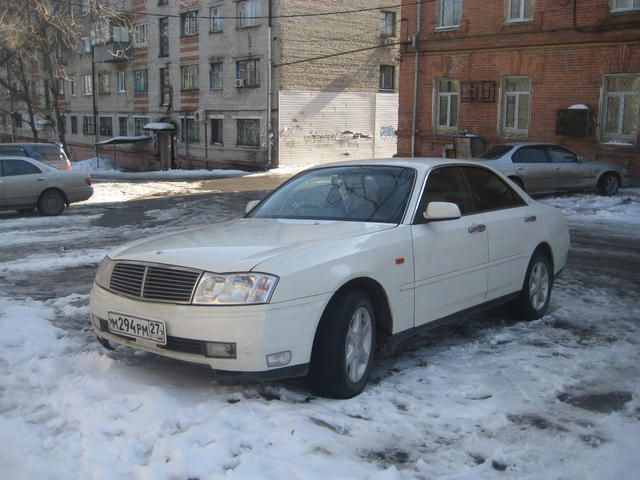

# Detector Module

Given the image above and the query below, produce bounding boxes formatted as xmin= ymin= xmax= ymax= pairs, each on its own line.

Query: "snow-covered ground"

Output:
xmin=0 ymin=184 xmax=639 ymax=479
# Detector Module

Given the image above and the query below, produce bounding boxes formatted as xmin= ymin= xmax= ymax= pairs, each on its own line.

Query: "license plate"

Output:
xmin=107 ymin=312 xmax=166 ymax=345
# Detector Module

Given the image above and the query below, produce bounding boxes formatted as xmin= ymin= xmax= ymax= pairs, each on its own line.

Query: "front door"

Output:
xmin=411 ymin=166 xmax=489 ymax=326
xmin=545 ymin=145 xmax=593 ymax=190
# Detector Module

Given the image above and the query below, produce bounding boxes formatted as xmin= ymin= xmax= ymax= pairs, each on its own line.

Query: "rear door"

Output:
xmin=2 ymin=159 xmax=46 ymax=208
xmin=462 ymin=166 xmax=537 ymax=301
xmin=511 ymin=146 xmax=553 ymax=193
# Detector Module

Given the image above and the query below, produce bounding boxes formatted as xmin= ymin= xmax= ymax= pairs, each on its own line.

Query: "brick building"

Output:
xmin=398 ymin=0 xmax=640 ymax=178
xmin=1 ymin=0 xmax=401 ymax=171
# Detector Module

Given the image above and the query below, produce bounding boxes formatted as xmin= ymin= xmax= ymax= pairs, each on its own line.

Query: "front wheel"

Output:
xmin=598 ymin=173 xmax=619 ymax=196
xmin=511 ymin=252 xmax=553 ymax=321
xmin=309 ymin=290 xmax=376 ymax=398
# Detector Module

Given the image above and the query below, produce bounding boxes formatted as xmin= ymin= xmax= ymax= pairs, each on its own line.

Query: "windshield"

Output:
xmin=477 ymin=145 xmax=513 ymax=159
xmin=248 ymin=166 xmax=416 ymax=223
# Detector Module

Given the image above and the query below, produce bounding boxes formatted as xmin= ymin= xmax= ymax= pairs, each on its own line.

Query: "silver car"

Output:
xmin=0 ymin=143 xmax=72 ymax=171
xmin=0 ymin=156 xmax=93 ymax=216
xmin=473 ymin=143 xmax=631 ymax=195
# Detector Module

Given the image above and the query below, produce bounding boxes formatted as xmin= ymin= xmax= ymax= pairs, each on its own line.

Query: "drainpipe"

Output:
xmin=266 ymin=0 xmax=273 ymax=169
xmin=410 ymin=0 xmax=422 ymax=157
xmin=90 ymin=8 xmax=99 ymax=167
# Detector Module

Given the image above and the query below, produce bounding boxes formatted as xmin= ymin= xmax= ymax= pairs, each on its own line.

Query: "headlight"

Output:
xmin=95 ymin=256 xmax=115 ymax=289
xmin=193 ymin=273 xmax=278 ymax=305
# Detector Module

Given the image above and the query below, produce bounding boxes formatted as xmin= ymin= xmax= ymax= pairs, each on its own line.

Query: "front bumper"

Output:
xmin=90 ymin=284 xmax=329 ymax=375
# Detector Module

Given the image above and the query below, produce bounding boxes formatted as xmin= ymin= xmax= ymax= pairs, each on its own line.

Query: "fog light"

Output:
xmin=266 ymin=351 xmax=291 ymax=367
xmin=205 ymin=342 xmax=237 ymax=359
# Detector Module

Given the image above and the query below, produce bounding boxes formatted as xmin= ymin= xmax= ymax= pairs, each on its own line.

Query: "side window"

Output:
xmin=415 ymin=167 xmax=474 ymax=223
xmin=464 ymin=167 xmax=526 ymax=212
xmin=2 ymin=160 xmax=42 ymax=177
xmin=547 ymin=146 xmax=578 ymax=163
xmin=512 ymin=146 xmax=547 ymax=164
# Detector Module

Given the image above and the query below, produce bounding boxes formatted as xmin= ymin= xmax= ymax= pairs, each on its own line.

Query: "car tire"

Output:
xmin=597 ymin=173 xmax=619 ymax=196
xmin=511 ymin=251 xmax=553 ymax=321
xmin=309 ymin=290 xmax=376 ymax=398
xmin=37 ymin=190 xmax=66 ymax=216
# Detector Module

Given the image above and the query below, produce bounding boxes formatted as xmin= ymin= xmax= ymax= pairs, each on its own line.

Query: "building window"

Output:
xmin=210 ymin=118 xmax=223 ymax=145
xmin=506 ymin=0 xmax=534 ymax=22
xmin=210 ymin=6 xmax=223 ymax=32
xmin=71 ymin=115 xmax=78 ymax=134
xmin=237 ymin=119 xmax=260 ymax=147
xmin=379 ymin=65 xmax=395 ymax=91
xmin=117 ymin=71 xmax=126 ymax=93
xmin=98 ymin=72 xmax=110 ymax=94
xmin=83 ymin=116 xmax=95 ymax=135
xmin=134 ymin=70 xmax=148 ymax=93
xmin=160 ymin=68 xmax=171 ymax=106
xmin=82 ymin=74 xmax=92 ymax=95
xmin=236 ymin=59 xmax=259 ymax=87
xmin=380 ymin=11 xmax=396 ymax=37
xmin=181 ymin=118 xmax=199 ymax=142
xmin=99 ymin=116 xmax=113 ymax=136
xmin=237 ymin=0 xmax=260 ymax=28
xmin=134 ymin=117 xmax=149 ymax=136
xmin=602 ymin=74 xmax=640 ymax=143
xmin=181 ymin=65 xmax=199 ymax=90
xmin=435 ymin=79 xmax=460 ymax=130
xmin=437 ymin=0 xmax=462 ymax=28
xmin=118 ymin=116 xmax=127 ymax=136
xmin=70 ymin=78 xmax=76 ymax=96
xmin=159 ymin=17 xmax=169 ymax=57
xmin=501 ymin=77 xmax=531 ymax=135
xmin=611 ymin=0 xmax=640 ymax=12
xmin=181 ymin=11 xmax=198 ymax=36
xmin=209 ymin=62 xmax=223 ymax=90
xmin=58 ymin=80 xmax=64 ymax=96
xmin=133 ymin=23 xmax=148 ymax=46
xmin=158 ymin=0 xmax=168 ymax=5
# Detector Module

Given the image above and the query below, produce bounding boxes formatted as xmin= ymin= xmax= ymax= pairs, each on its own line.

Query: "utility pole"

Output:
xmin=90 ymin=5 xmax=99 ymax=167
xmin=7 ymin=62 xmax=16 ymax=142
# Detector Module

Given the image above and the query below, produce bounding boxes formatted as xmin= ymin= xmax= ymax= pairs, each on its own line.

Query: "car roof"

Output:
xmin=306 ymin=157 xmax=486 ymax=175
xmin=0 ymin=143 xmax=61 ymax=148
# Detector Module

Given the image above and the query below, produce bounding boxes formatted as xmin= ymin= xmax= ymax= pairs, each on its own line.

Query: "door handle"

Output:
xmin=37 ymin=178 xmax=45 ymax=182
xmin=524 ymin=215 xmax=537 ymax=223
xmin=516 ymin=167 xmax=524 ymax=172
xmin=553 ymin=167 xmax=561 ymax=171
xmin=468 ymin=224 xmax=486 ymax=234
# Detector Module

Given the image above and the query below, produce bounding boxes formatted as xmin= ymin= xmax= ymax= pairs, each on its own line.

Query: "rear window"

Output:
xmin=477 ymin=145 xmax=513 ymax=159
xmin=29 ymin=145 xmax=64 ymax=163
xmin=0 ymin=146 xmax=27 ymax=156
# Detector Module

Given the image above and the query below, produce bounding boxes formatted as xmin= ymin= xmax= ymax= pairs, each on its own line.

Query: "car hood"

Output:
xmin=108 ymin=218 xmax=397 ymax=272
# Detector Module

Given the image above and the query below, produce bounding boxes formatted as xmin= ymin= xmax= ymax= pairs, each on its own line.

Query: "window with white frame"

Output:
xmin=506 ymin=0 xmax=534 ymax=22
xmin=602 ymin=74 xmax=640 ymax=143
xmin=159 ymin=17 xmax=169 ymax=57
xmin=237 ymin=0 xmax=260 ymax=28
xmin=379 ymin=65 xmax=395 ymax=91
xmin=611 ymin=0 xmax=640 ymax=12
xmin=209 ymin=62 xmax=223 ymax=90
xmin=118 ymin=116 xmax=128 ymax=136
xmin=134 ymin=70 xmax=148 ymax=92
xmin=98 ymin=72 xmax=110 ymax=94
xmin=133 ymin=23 xmax=148 ymax=46
xmin=82 ymin=116 xmax=95 ymax=135
xmin=435 ymin=79 xmax=460 ymax=130
xmin=117 ymin=71 xmax=126 ymax=93
xmin=134 ymin=117 xmax=149 ymax=136
xmin=437 ymin=0 xmax=462 ymax=28
xmin=237 ymin=119 xmax=260 ymax=146
xmin=380 ymin=11 xmax=396 ymax=37
xmin=82 ymin=74 xmax=92 ymax=95
xmin=181 ymin=117 xmax=199 ymax=142
xmin=236 ymin=59 xmax=259 ymax=87
xmin=181 ymin=11 xmax=198 ymax=36
xmin=181 ymin=65 xmax=199 ymax=90
xmin=99 ymin=116 xmax=112 ymax=136
xmin=500 ymin=77 xmax=531 ymax=135
xmin=70 ymin=78 xmax=76 ymax=96
xmin=210 ymin=6 xmax=223 ymax=32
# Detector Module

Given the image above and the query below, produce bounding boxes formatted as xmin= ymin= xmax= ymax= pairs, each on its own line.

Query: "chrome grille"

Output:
xmin=109 ymin=262 xmax=201 ymax=303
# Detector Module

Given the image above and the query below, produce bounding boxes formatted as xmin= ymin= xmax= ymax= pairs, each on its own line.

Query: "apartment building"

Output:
xmin=398 ymin=0 xmax=640 ymax=177
xmin=3 ymin=0 xmax=401 ymax=170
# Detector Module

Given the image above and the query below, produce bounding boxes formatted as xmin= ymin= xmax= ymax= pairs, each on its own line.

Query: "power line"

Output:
xmin=274 ymin=41 xmax=404 ymax=68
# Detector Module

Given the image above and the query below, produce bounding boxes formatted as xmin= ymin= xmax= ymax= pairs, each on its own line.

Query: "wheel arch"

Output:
xmin=597 ymin=170 xmax=621 ymax=185
xmin=39 ymin=187 xmax=69 ymax=206
xmin=533 ymin=242 xmax=554 ymax=274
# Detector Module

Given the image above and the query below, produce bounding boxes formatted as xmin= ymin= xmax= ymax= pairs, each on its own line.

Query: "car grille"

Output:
xmin=109 ymin=262 xmax=202 ymax=303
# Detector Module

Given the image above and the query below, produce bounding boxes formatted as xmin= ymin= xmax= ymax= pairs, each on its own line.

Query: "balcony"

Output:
xmin=94 ymin=40 xmax=132 ymax=63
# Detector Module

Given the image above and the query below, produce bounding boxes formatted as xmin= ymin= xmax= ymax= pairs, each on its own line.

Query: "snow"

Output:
xmin=568 ymin=104 xmax=590 ymax=110
xmin=143 ymin=122 xmax=175 ymax=131
xmin=1 ymin=182 xmax=639 ymax=478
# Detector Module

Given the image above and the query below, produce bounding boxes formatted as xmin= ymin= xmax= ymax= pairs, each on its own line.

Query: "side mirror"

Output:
xmin=423 ymin=202 xmax=461 ymax=222
xmin=245 ymin=200 xmax=260 ymax=214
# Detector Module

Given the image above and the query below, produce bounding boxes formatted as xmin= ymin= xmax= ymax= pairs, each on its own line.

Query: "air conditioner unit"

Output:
xmin=235 ymin=78 xmax=245 ymax=88
xmin=194 ymin=109 xmax=205 ymax=123
xmin=383 ymin=37 xmax=397 ymax=46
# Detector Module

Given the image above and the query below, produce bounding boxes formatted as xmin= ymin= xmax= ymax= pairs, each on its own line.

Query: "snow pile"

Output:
xmin=72 ymin=157 xmax=118 ymax=172
xmin=84 ymin=181 xmax=207 ymax=205
xmin=541 ymin=188 xmax=640 ymax=223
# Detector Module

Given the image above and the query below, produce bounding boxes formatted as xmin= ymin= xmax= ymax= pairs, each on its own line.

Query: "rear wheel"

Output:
xmin=597 ymin=173 xmax=619 ymax=196
xmin=511 ymin=252 xmax=553 ymax=321
xmin=37 ymin=190 xmax=66 ymax=216
xmin=309 ymin=290 xmax=376 ymax=398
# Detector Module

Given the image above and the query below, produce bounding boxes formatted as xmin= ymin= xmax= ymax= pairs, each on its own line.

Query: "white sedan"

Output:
xmin=90 ymin=159 xmax=569 ymax=398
